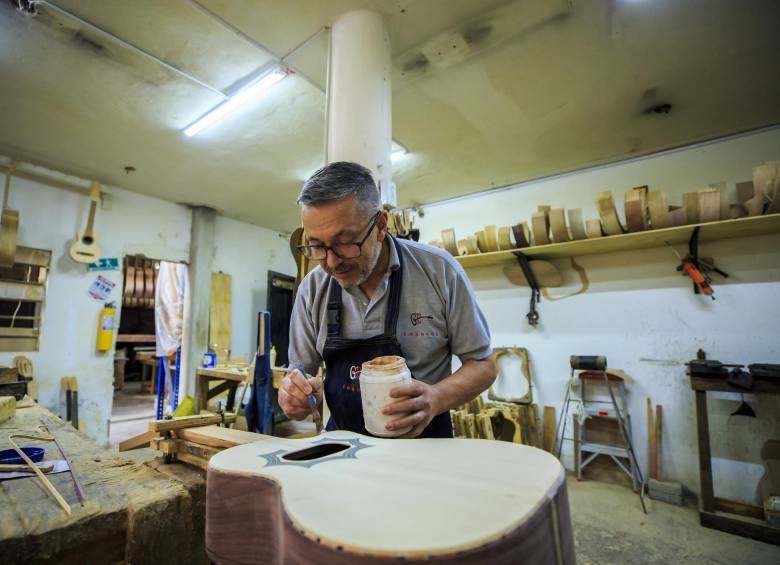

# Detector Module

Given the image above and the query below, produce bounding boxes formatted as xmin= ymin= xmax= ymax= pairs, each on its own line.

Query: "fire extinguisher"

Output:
xmin=97 ymin=301 xmax=116 ymax=352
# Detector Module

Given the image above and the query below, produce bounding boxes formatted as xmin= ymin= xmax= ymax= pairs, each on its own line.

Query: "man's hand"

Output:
xmin=382 ymin=380 xmax=442 ymax=439
xmin=278 ymin=368 xmax=321 ymax=420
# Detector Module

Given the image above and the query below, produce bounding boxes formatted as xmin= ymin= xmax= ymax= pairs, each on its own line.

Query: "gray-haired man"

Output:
xmin=279 ymin=161 xmax=495 ymax=438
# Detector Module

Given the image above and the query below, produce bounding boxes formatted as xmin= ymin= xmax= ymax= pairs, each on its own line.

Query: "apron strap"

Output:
xmin=326 ymin=280 xmax=342 ymax=338
xmin=383 ymin=236 xmax=403 ymax=336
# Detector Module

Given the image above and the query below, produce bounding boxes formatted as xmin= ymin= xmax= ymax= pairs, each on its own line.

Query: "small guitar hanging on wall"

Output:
xmin=69 ymin=182 xmax=101 ymax=264
xmin=0 ymin=161 xmax=20 ymax=268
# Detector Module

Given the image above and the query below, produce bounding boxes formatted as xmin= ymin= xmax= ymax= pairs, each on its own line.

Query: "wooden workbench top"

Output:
xmin=0 ymin=404 xmax=206 ymax=564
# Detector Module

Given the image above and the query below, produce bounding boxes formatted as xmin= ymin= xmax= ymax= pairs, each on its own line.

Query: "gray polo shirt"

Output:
xmin=288 ymin=237 xmax=492 ymax=384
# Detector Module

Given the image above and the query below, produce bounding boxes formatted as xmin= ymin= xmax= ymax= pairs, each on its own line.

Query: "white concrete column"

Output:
xmin=181 ymin=206 xmax=215 ymax=401
xmin=326 ymin=10 xmax=394 ymax=205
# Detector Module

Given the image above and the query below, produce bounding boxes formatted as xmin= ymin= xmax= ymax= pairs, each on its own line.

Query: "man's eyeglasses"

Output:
xmin=297 ymin=212 xmax=381 ymax=260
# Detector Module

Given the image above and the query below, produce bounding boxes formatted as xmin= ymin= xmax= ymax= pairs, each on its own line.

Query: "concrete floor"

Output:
xmin=108 ymin=386 xmax=156 ymax=446
xmin=568 ymin=478 xmax=779 ymax=564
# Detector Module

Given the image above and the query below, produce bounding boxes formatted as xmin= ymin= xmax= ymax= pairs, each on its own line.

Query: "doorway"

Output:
xmin=265 ymin=270 xmax=294 ymax=367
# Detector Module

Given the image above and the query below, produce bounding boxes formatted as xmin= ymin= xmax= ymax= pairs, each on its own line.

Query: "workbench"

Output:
xmin=0 ymin=404 xmax=207 ymax=564
xmin=690 ymin=370 xmax=780 ymax=545
xmin=195 ymin=366 xmax=284 ymax=413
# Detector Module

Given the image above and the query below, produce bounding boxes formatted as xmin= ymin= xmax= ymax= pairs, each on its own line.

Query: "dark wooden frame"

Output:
xmin=690 ymin=372 xmax=780 ymax=545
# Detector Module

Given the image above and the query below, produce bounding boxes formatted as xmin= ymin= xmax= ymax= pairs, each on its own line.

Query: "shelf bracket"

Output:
xmin=513 ymin=251 xmax=540 ymax=327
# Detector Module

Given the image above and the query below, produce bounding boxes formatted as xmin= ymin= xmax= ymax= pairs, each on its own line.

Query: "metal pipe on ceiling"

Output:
xmin=28 ymin=0 xmax=228 ymax=99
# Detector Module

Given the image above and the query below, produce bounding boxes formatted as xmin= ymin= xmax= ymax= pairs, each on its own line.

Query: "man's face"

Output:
xmin=301 ymin=197 xmax=387 ymax=289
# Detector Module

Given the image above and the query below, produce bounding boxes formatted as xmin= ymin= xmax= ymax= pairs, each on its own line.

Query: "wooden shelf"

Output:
xmin=117 ymin=334 xmax=156 ymax=343
xmin=456 ymin=213 xmax=780 ymax=268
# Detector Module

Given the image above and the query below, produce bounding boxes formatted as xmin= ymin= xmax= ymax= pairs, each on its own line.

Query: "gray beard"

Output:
xmin=331 ymin=240 xmax=383 ymax=290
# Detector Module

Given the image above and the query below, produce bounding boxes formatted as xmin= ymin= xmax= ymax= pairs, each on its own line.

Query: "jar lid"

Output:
xmin=362 ymin=355 xmax=407 ymax=375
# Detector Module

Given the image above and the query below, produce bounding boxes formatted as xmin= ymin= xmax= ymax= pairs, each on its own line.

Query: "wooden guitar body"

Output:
xmin=69 ymin=229 xmax=100 ymax=263
xmin=1 ymin=164 xmax=20 ymax=268
xmin=206 ymin=431 xmax=575 ymax=564
xmin=69 ymin=182 xmax=102 ymax=264
xmin=0 ymin=207 xmax=19 ymax=268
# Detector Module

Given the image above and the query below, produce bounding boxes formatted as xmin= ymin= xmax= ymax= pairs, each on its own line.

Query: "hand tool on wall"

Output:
xmin=667 ymin=243 xmax=714 ymax=299
xmin=513 ymin=251 xmax=541 ymax=326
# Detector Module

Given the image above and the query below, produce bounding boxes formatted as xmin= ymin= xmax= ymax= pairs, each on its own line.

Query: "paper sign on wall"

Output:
xmin=88 ymin=275 xmax=115 ymax=301
xmin=88 ymin=258 xmax=120 ymax=271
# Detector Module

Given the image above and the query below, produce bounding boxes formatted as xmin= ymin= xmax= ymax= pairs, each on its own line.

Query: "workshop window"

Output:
xmin=0 ymin=247 xmax=51 ymax=352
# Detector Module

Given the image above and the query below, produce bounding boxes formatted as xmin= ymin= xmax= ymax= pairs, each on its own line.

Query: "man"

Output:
xmin=279 ymin=161 xmax=495 ymax=438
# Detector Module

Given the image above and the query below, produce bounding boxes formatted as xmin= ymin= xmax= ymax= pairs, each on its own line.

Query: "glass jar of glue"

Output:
xmin=359 ymin=355 xmax=413 ymax=437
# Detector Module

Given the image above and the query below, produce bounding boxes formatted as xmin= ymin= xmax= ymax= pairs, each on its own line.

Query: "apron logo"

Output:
xmin=349 ymin=365 xmax=362 ymax=380
xmin=410 ymin=312 xmax=434 ymax=326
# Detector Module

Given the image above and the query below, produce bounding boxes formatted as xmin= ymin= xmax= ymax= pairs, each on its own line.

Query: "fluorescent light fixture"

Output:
xmin=391 ymin=140 xmax=408 ymax=162
xmin=184 ymin=67 xmax=288 ymax=137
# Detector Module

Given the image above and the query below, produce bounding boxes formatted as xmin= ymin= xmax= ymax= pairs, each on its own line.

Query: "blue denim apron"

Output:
xmin=322 ymin=237 xmax=453 ymax=438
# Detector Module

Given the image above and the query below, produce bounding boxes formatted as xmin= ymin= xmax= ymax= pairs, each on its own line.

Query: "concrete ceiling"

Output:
xmin=1 ymin=0 xmax=779 ymax=232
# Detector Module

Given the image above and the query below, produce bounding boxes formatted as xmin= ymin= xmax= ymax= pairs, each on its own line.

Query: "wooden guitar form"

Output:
xmin=206 ymin=432 xmax=575 ymax=564
xmin=0 ymin=162 xmax=20 ymax=268
xmin=69 ymin=182 xmax=101 ymax=264
xmin=123 ymin=256 xmax=136 ymax=307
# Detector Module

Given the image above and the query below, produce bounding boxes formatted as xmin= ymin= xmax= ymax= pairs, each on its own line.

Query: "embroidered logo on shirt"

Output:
xmin=410 ymin=312 xmax=434 ymax=326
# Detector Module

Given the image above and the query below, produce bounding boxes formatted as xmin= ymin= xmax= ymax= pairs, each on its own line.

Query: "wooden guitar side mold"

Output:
xmin=206 ymin=432 xmax=575 ymax=565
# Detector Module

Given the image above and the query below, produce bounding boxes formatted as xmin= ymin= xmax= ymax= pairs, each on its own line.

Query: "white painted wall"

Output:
xmin=2 ymin=162 xmax=295 ymax=445
xmin=213 ymin=215 xmax=296 ymax=360
xmin=419 ymin=127 xmax=780 ymax=504
xmin=1 ymin=170 xmax=191 ymax=442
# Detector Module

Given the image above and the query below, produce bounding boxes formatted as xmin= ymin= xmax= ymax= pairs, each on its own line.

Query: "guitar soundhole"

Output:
xmin=282 ymin=442 xmax=350 ymax=461
xmin=82 ymin=236 xmax=94 ymax=245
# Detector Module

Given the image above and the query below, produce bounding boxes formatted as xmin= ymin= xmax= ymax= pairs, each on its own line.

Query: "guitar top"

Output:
xmin=206 ymin=431 xmax=574 ymax=564
xmin=0 ymin=164 xmax=20 ymax=268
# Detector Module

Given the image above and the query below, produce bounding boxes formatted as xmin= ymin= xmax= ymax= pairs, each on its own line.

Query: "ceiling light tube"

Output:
xmin=184 ymin=67 xmax=288 ymax=137
xmin=391 ymin=140 xmax=408 ymax=162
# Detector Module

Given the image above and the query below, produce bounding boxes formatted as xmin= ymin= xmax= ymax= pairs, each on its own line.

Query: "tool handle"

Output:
xmin=682 ymin=261 xmax=713 ymax=296
xmin=570 ymin=355 xmax=607 ymax=371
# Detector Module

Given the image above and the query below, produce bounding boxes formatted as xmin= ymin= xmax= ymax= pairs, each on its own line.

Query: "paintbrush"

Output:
xmin=291 ymin=363 xmax=323 ymax=434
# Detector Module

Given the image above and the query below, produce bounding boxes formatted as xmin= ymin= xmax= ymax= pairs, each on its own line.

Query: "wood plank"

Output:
xmin=668 ymin=207 xmax=687 ymax=227
xmin=118 ymin=430 xmax=156 ymax=452
xmin=700 ymin=510 xmax=780 ymax=546
xmin=149 ymin=413 xmax=237 ymax=433
xmin=698 ymin=188 xmax=721 ymax=223
xmin=655 ymin=404 xmax=663 ymax=481
xmin=0 ymin=395 xmax=15 ymax=423
xmin=542 ymin=406 xmax=555 ymax=453
xmin=0 ymin=281 xmax=45 ymax=302
xmin=14 ymin=246 xmax=52 ymax=268
xmin=511 ymin=222 xmax=530 ymax=248
xmin=209 ymin=272 xmax=232 ymax=364
xmin=647 ymin=398 xmax=656 ymax=481
xmin=695 ymin=390 xmax=715 ymax=513
xmin=0 ymin=327 xmax=39 ymax=338
xmin=596 ymin=191 xmax=624 ymax=235
xmin=735 ymin=181 xmax=754 ymax=205
xmin=566 ymin=209 xmax=587 ymax=240
xmin=173 ymin=425 xmax=267 ymax=448
xmin=690 ymin=375 xmax=780 ymax=394
xmin=531 ymin=212 xmax=550 ymax=245
xmin=548 ymin=208 xmax=571 ymax=243
xmin=713 ymin=497 xmax=766 ymax=520
xmin=585 ymin=219 xmax=603 ymax=239
xmin=683 ymin=192 xmax=700 ymax=224
xmin=647 ymin=191 xmax=670 ymax=229
xmin=116 ymin=334 xmax=156 ymax=343
xmin=0 ymin=337 xmax=38 ymax=351
xmin=624 ymin=199 xmax=645 ymax=232
xmin=455 ymin=213 xmax=780 ymax=267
